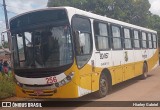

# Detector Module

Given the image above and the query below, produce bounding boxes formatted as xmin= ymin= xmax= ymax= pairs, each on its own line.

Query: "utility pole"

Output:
xmin=2 ymin=0 xmax=11 ymax=60
xmin=3 ymin=0 xmax=9 ymax=30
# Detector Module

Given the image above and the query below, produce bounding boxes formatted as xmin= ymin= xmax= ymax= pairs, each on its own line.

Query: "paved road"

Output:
xmin=2 ymin=66 xmax=160 ymax=110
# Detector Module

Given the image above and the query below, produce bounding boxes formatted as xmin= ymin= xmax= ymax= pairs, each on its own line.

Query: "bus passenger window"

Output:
xmin=152 ymin=34 xmax=157 ymax=48
xmin=124 ymin=28 xmax=132 ymax=49
xmin=148 ymin=33 xmax=153 ymax=49
xmin=142 ymin=32 xmax=147 ymax=48
xmin=111 ymin=26 xmax=122 ymax=49
xmin=133 ymin=30 xmax=140 ymax=48
xmin=94 ymin=22 xmax=109 ymax=50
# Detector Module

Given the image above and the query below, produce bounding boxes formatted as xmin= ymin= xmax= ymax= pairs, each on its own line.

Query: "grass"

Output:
xmin=0 ymin=71 xmax=16 ymax=99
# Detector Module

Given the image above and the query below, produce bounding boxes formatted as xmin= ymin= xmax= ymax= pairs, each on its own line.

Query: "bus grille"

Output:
xmin=22 ymin=89 xmax=57 ymax=96
xmin=22 ymin=84 xmax=57 ymax=96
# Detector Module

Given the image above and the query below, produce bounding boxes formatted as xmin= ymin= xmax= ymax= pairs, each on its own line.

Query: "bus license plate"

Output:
xmin=34 ymin=90 xmax=43 ymax=95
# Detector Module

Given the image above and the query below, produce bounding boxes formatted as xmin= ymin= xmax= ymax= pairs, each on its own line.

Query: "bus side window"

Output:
xmin=94 ymin=21 xmax=110 ymax=50
xmin=148 ymin=33 xmax=153 ymax=49
xmin=142 ymin=32 xmax=147 ymax=49
xmin=133 ymin=30 xmax=140 ymax=49
xmin=124 ymin=28 xmax=132 ymax=49
xmin=72 ymin=16 xmax=92 ymax=68
xmin=152 ymin=34 xmax=157 ymax=48
xmin=111 ymin=25 xmax=122 ymax=49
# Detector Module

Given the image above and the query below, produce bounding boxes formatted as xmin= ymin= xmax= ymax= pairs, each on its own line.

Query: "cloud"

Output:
xmin=0 ymin=20 xmax=4 ymax=24
xmin=0 ymin=20 xmax=5 ymax=33
xmin=0 ymin=0 xmax=48 ymax=44
xmin=6 ymin=0 xmax=48 ymax=14
xmin=149 ymin=0 xmax=160 ymax=16
xmin=0 ymin=0 xmax=48 ymax=34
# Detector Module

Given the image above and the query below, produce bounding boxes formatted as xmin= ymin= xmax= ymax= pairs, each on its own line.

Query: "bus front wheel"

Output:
xmin=94 ymin=73 xmax=109 ymax=98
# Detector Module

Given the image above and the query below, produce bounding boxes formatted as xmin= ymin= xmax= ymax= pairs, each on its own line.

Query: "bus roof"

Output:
xmin=10 ymin=6 xmax=157 ymax=33
xmin=65 ymin=7 xmax=157 ymax=33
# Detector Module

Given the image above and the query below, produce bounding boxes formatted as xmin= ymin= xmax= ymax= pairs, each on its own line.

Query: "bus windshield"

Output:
xmin=12 ymin=25 xmax=73 ymax=69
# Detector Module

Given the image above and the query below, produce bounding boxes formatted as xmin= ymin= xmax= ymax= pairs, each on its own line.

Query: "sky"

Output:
xmin=0 ymin=0 xmax=48 ymax=34
xmin=0 ymin=0 xmax=160 ymax=34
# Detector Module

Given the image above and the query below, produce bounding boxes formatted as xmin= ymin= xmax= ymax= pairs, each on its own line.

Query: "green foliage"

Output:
xmin=47 ymin=0 xmax=150 ymax=25
xmin=0 ymin=72 xmax=15 ymax=99
xmin=47 ymin=0 xmax=160 ymax=47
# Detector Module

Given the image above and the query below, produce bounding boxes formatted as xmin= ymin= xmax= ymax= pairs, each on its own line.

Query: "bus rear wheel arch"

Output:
xmin=94 ymin=69 xmax=112 ymax=98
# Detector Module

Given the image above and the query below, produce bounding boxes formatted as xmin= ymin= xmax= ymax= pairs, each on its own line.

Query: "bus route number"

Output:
xmin=46 ymin=76 xmax=57 ymax=84
xmin=100 ymin=53 xmax=109 ymax=59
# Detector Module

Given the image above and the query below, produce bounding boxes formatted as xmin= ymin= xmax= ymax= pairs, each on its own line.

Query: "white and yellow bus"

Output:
xmin=2 ymin=7 xmax=159 ymax=98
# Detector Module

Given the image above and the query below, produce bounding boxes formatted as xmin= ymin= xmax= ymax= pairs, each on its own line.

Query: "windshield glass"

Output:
xmin=13 ymin=25 xmax=73 ymax=69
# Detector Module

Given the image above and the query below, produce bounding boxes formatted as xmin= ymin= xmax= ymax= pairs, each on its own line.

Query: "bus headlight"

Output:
xmin=55 ymin=83 xmax=59 ymax=87
xmin=61 ymin=80 xmax=66 ymax=85
xmin=66 ymin=75 xmax=71 ymax=81
xmin=53 ymin=72 xmax=74 ymax=88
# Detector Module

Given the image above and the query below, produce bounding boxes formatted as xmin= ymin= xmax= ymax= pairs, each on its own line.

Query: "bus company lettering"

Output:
xmin=142 ymin=54 xmax=147 ymax=59
xmin=100 ymin=53 xmax=109 ymax=59
xmin=101 ymin=62 xmax=109 ymax=66
xmin=124 ymin=51 xmax=128 ymax=62
xmin=142 ymin=50 xmax=147 ymax=59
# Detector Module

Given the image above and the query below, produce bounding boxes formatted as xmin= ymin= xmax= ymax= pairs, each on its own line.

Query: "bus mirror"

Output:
xmin=1 ymin=30 xmax=11 ymax=54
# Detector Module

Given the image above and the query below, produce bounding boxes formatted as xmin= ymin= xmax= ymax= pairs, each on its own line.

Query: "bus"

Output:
xmin=1 ymin=7 xmax=159 ymax=98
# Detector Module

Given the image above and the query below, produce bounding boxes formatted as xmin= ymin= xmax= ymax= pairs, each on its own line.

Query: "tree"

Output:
xmin=47 ymin=0 xmax=160 ymax=47
xmin=147 ymin=14 xmax=160 ymax=47
xmin=47 ymin=0 xmax=151 ymax=26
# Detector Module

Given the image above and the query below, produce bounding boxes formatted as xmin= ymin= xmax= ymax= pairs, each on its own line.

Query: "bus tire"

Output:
xmin=140 ymin=63 xmax=148 ymax=79
xmin=94 ymin=73 xmax=109 ymax=98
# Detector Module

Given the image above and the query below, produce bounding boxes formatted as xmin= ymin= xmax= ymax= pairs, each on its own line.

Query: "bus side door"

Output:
xmin=111 ymin=50 xmax=124 ymax=84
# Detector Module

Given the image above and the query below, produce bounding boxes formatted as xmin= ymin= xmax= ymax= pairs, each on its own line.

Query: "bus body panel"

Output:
xmin=14 ymin=49 xmax=159 ymax=98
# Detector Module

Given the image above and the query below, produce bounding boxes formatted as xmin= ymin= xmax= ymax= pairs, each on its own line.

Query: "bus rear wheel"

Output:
xmin=140 ymin=63 xmax=148 ymax=79
xmin=94 ymin=73 xmax=109 ymax=98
